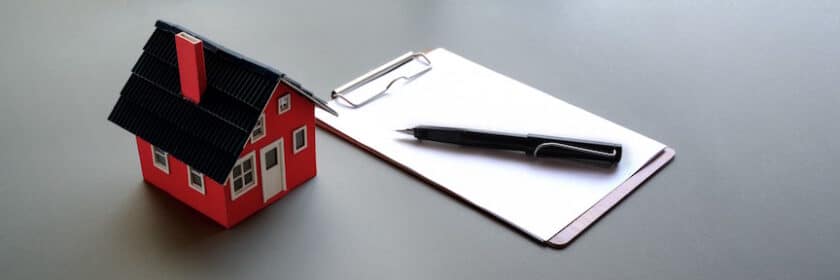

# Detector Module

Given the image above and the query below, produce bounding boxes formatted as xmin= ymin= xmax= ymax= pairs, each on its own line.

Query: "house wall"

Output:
xmin=134 ymin=81 xmax=318 ymax=228
xmin=135 ymin=136 xmax=229 ymax=226
xmin=224 ymin=81 xmax=318 ymax=227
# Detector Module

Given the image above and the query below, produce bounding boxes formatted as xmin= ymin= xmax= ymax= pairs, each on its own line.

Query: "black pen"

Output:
xmin=397 ymin=125 xmax=622 ymax=167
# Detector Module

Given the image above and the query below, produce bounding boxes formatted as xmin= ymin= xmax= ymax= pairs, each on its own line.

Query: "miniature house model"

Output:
xmin=108 ymin=21 xmax=336 ymax=227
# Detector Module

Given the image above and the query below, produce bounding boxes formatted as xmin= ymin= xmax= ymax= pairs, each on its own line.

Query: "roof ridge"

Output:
xmin=154 ymin=20 xmax=284 ymax=82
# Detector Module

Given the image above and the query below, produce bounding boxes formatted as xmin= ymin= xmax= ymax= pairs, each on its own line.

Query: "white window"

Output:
xmin=278 ymin=94 xmax=291 ymax=114
xmin=151 ymin=145 xmax=169 ymax=173
xmin=188 ymin=166 xmax=205 ymax=195
xmin=293 ymin=125 xmax=307 ymax=154
xmin=230 ymin=153 xmax=257 ymax=200
xmin=250 ymin=114 xmax=266 ymax=143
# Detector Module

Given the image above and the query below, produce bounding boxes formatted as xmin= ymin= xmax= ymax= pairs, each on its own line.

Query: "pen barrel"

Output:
xmin=526 ymin=135 xmax=622 ymax=166
xmin=413 ymin=126 xmax=530 ymax=151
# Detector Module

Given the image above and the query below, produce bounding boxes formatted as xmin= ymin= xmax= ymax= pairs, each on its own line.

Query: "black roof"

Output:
xmin=108 ymin=20 xmax=335 ymax=183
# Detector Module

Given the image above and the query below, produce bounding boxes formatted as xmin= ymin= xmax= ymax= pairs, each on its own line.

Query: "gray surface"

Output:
xmin=1 ymin=0 xmax=839 ymax=279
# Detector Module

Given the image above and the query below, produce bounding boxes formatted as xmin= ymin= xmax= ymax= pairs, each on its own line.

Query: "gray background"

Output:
xmin=1 ymin=0 xmax=838 ymax=279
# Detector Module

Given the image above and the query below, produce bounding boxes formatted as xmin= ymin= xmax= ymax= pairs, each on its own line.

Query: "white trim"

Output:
xmin=230 ymin=152 xmax=257 ymax=200
xmin=244 ymin=81 xmax=279 ymax=149
xmin=278 ymin=93 xmax=291 ymax=115
xmin=250 ymin=113 xmax=266 ymax=143
xmin=176 ymin=32 xmax=201 ymax=43
xmin=151 ymin=145 xmax=169 ymax=174
xmin=187 ymin=166 xmax=206 ymax=195
xmin=292 ymin=125 xmax=308 ymax=154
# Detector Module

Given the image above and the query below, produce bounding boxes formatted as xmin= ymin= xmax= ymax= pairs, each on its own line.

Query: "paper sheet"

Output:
xmin=316 ymin=48 xmax=666 ymax=241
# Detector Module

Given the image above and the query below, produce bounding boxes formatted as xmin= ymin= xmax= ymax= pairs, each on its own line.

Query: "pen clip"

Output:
xmin=533 ymin=142 xmax=618 ymax=158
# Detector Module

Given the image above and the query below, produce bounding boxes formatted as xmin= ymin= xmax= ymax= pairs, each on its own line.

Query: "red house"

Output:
xmin=108 ymin=20 xmax=337 ymax=228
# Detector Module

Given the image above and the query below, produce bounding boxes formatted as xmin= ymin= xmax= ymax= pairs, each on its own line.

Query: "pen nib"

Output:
xmin=396 ymin=128 xmax=414 ymax=136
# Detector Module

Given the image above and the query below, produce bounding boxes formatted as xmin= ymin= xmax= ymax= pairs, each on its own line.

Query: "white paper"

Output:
xmin=316 ymin=49 xmax=666 ymax=241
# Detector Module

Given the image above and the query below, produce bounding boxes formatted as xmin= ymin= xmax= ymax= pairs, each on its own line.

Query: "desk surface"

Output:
xmin=2 ymin=1 xmax=839 ymax=279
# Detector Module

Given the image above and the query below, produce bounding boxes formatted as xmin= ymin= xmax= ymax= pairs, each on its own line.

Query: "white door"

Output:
xmin=260 ymin=138 xmax=286 ymax=202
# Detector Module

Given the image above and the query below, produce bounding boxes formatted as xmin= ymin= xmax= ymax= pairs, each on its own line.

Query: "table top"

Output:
xmin=2 ymin=1 xmax=838 ymax=279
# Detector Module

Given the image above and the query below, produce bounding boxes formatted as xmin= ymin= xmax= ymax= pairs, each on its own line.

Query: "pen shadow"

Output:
xmin=395 ymin=139 xmax=619 ymax=175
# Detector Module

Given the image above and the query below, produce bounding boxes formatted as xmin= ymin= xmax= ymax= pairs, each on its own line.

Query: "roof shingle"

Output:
xmin=108 ymin=20 xmax=331 ymax=183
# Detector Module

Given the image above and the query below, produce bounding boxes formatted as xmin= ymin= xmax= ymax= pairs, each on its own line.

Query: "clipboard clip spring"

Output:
xmin=331 ymin=52 xmax=432 ymax=108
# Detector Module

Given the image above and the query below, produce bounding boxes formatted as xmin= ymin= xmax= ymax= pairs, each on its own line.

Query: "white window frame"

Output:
xmin=151 ymin=145 xmax=169 ymax=174
xmin=278 ymin=93 xmax=291 ymax=114
xmin=250 ymin=114 xmax=266 ymax=143
xmin=187 ymin=166 xmax=205 ymax=195
xmin=229 ymin=152 xmax=257 ymax=200
xmin=293 ymin=125 xmax=308 ymax=154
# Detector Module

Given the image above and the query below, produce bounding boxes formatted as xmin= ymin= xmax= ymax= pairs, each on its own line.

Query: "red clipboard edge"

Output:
xmin=547 ymin=147 xmax=676 ymax=248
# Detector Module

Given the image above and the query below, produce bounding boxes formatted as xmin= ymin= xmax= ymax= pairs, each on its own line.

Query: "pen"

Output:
xmin=397 ymin=125 xmax=622 ymax=167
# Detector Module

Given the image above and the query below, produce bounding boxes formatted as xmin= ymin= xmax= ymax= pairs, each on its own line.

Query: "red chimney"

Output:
xmin=174 ymin=32 xmax=207 ymax=104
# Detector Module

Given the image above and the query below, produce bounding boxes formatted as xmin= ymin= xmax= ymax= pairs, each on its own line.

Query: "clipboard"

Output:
xmin=315 ymin=48 xmax=675 ymax=247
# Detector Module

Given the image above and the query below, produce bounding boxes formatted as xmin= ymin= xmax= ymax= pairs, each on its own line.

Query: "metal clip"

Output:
xmin=331 ymin=52 xmax=432 ymax=108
